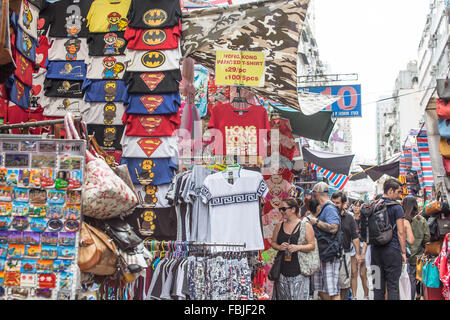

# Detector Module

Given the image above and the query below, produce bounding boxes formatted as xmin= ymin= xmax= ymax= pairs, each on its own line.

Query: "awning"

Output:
xmin=302 ymin=147 xmax=354 ymax=175
xmin=359 ymin=161 xmax=400 ymax=182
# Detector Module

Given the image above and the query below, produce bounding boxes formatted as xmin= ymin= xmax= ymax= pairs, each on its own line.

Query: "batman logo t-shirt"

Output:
xmin=124 ymin=24 xmax=181 ymax=51
xmin=82 ymin=79 xmax=128 ymax=103
xmin=87 ymin=124 xmax=125 ymax=151
xmin=123 ymin=70 xmax=181 ymax=94
xmin=44 ymin=79 xmax=84 ymax=99
xmin=125 ymin=93 xmax=180 ymax=115
xmin=87 ymin=32 xmax=128 ymax=56
xmin=127 ymin=0 xmax=181 ymax=29
xmin=124 ymin=48 xmax=181 ymax=72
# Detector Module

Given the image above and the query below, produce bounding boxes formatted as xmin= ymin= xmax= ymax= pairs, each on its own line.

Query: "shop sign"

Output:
xmin=215 ymin=50 xmax=265 ymax=87
xmin=298 ymin=84 xmax=362 ymax=117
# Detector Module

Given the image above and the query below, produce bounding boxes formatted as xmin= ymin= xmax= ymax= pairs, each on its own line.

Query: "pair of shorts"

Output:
xmin=339 ymin=252 xmax=351 ymax=289
xmin=312 ymin=258 xmax=341 ymax=296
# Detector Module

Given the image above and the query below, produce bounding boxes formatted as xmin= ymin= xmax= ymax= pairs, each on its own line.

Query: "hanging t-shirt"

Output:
xmin=200 ymin=169 xmax=268 ymax=251
xmin=44 ymin=79 xmax=84 ymax=98
xmin=120 ymin=157 xmax=178 ymax=186
xmin=82 ymin=79 xmax=128 ymax=102
xmin=134 ymin=184 xmax=171 ymax=208
xmin=121 ymin=136 xmax=178 ymax=158
xmin=194 ymin=64 xmax=209 ymax=117
xmin=123 ymin=70 xmax=181 ymax=94
xmin=46 ymin=61 xmax=87 ymax=80
xmin=208 ymin=103 xmax=270 ymax=156
xmin=7 ymin=77 xmax=31 ymax=110
xmin=87 ymin=124 xmax=125 ymax=150
xmin=41 ymin=96 xmax=83 ymax=117
xmin=85 ymin=56 xmax=127 ymax=80
xmin=30 ymin=69 xmax=46 ymax=110
xmin=86 ymin=0 xmax=132 ymax=33
xmin=40 ymin=0 xmax=94 ymax=38
xmin=6 ymin=102 xmax=48 ymax=135
xmin=125 ymin=93 xmax=180 ymax=115
xmin=126 ymin=207 xmax=177 ymax=240
xmin=13 ymin=51 xmax=34 ymax=87
xmin=80 ymin=101 xmax=125 ymax=125
xmin=14 ymin=22 xmax=38 ymax=63
xmin=36 ymin=36 xmax=51 ymax=69
xmin=87 ymin=32 xmax=127 ymax=56
xmin=123 ymin=112 xmax=181 ymax=137
xmin=47 ymin=38 xmax=88 ymax=62
xmin=28 ymin=0 xmax=44 ymax=9
xmin=268 ymin=118 xmax=296 ymax=161
xmin=124 ymin=48 xmax=181 ymax=72
xmin=18 ymin=0 xmax=40 ymax=40
xmin=124 ymin=24 xmax=181 ymax=51
xmin=127 ymin=0 xmax=181 ymax=29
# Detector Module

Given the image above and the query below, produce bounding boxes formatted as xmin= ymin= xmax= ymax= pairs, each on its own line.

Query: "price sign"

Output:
xmin=215 ymin=50 xmax=265 ymax=87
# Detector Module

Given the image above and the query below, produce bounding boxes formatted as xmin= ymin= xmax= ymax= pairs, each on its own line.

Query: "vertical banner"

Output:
xmin=215 ymin=50 xmax=265 ymax=87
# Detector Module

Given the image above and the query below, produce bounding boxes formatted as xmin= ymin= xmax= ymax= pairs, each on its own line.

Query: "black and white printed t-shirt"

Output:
xmin=47 ymin=38 xmax=88 ymax=61
xmin=80 ymin=101 xmax=125 ymax=125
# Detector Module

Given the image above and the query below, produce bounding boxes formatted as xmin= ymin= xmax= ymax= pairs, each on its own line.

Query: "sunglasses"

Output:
xmin=279 ymin=206 xmax=292 ymax=212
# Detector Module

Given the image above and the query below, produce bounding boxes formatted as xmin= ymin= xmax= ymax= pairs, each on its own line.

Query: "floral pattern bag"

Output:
xmin=64 ymin=113 xmax=138 ymax=219
xmin=297 ymin=219 xmax=320 ymax=276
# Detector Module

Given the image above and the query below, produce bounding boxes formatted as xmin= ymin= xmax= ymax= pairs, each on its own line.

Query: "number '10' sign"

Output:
xmin=298 ymin=84 xmax=362 ymax=118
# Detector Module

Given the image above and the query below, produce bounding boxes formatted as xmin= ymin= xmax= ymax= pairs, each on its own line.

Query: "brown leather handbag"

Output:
xmin=78 ymin=222 xmax=118 ymax=275
xmin=424 ymin=240 xmax=444 ymax=256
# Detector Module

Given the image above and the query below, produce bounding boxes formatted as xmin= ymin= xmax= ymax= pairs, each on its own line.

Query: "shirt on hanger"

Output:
xmin=124 ymin=48 xmax=181 ymax=72
xmin=7 ymin=77 xmax=31 ymax=110
xmin=41 ymin=96 xmax=83 ymax=117
xmin=13 ymin=50 xmax=34 ymax=87
xmin=121 ymin=136 xmax=178 ymax=158
xmin=6 ymin=102 xmax=47 ymax=135
xmin=82 ymin=79 xmax=128 ymax=102
xmin=36 ymin=36 xmax=51 ymax=70
xmin=208 ymin=103 xmax=270 ymax=157
xmin=200 ymin=169 xmax=268 ymax=252
xmin=86 ymin=0 xmax=132 ymax=33
xmin=44 ymin=79 xmax=84 ymax=99
xmin=47 ymin=38 xmax=88 ymax=62
xmin=120 ymin=157 xmax=178 ymax=186
xmin=85 ymin=55 xmax=127 ymax=80
xmin=123 ymin=70 xmax=181 ymax=94
xmin=135 ymin=184 xmax=171 ymax=209
xmin=125 ymin=93 xmax=180 ymax=115
xmin=124 ymin=24 xmax=181 ymax=51
xmin=19 ymin=0 xmax=40 ymax=40
xmin=46 ymin=61 xmax=87 ymax=80
xmin=80 ymin=101 xmax=125 ymax=125
xmin=126 ymin=207 xmax=177 ymax=241
xmin=87 ymin=124 xmax=125 ymax=150
xmin=122 ymin=112 xmax=181 ymax=137
xmin=87 ymin=32 xmax=127 ymax=56
xmin=39 ymin=0 xmax=94 ymax=38
xmin=127 ymin=0 xmax=181 ymax=29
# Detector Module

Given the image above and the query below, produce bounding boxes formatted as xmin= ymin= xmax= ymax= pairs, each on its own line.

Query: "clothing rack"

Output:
xmin=143 ymin=240 xmax=246 ymax=256
xmin=0 ymin=117 xmax=82 ymax=138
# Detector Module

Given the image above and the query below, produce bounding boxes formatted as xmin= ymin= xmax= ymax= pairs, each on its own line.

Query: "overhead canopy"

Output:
xmin=303 ymin=147 xmax=355 ymax=175
xmin=273 ymin=105 xmax=335 ymax=142
xmin=360 ymin=161 xmax=400 ymax=182
xmin=349 ymin=170 xmax=369 ymax=181
xmin=181 ymin=0 xmax=310 ymax=111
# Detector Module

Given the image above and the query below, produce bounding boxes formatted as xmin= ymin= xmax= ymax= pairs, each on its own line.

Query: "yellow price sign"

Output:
xmin=215 ymin=50 xmax=265 ymax=87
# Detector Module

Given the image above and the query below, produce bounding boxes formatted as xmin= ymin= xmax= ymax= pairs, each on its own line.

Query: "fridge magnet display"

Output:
xmin=13 ymin=188 xmax=29 ymax=202
xmin=5 ymin=259 xmax=21 ymax=272
xmin=12 ymin=217 xmax=29 ymax=230
xmin=28 ymin=205 xmax=47 ymax=218
xmin=19 ymin=274 xmax=36 ymax=288
xmin=5 ymin=154 xmax=29 ymax=168
xmin=63 ymin=220 xmax=80 ymax=233
xmin=4 ymin=272 xmax=21 ymax=286
xmin=17 ymin=170 xmax=31 ymax=187
xmin=59 ymin=272 xmax=73 ymax=290
xmin=66 ymin=190 xmax=81 ymax=205
xmin=40 ymin=245 xmax=58 ymax=260
xmin=0 ymin=217 xmax=11 ymax=230
xmin=67 ymin=171 xmax=82 ymax=189
xmin=46 ymin=206 xmax=64 ymax=219
xmin=7 ymin=245 xmax=25 ymax=259
xmin=36 ymin=260 xmax=53 ymax=273
xmin=0 ymin=188 xmax=12 ymax=201
xmin=31 ymin=154 xmax=57 ymax=168
xmin=8 ymin=231 xmax=23 ymax=244
xmin=59 ymin=157 xmax=82 ymax=170
xmin=39 ymin=142 xmax=57 ymax=153
xmin=63 ymin=206 xmax=80 ymax=220
xmin=6 ymin=170 xmax=19 ymax=187
xmin=0 ymin=244 xmax=8 ymax=257
xmin=58 ymin=247 xmax=75 ymax=260
xmin=29 ymin=189 xmax=47 ymax=205
xmin=47 ymin=190 xmax=66 ymax=205
xmin=21 ymin=259 xmax=37 ymax=273
xmin=0 ymin=169 xmax=6 ymax=186
xmin=30 ymin=218 xmax=47 ymax=233
xmin=11 ymin=203 xmax=29 ymax=217
xmin=20 ymin=141 xmax=37 ymax=152
xmin=38 ymin=274 xmax=56 ymax=289
xmin=0 ymin=203 xmax=12 ymax=217
xmin=41 ymin=232 xmax=58 ymax=246
xmin=2 ymin=143 xmax=19 ymax=152
xmin=47 ymin=219 xmax=63 ymax=232
xmin=23 ymin=232 xmax=40 ymax=245
xmin=58 ymin=232 xmax=75 ymax=247
xmin=24 ymin=245 xmax=41 ymax=258
xmin=53 ymin=260 xmax=71 ymax=273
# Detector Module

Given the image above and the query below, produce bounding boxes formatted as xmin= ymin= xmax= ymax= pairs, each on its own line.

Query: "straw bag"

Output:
xmin=440 ymin=138 xmax=450 ymax=157
xmin=437 ymin=99 xmax=450 ymax=119
xmin=64 ymin=113 xmax=138 ymax=219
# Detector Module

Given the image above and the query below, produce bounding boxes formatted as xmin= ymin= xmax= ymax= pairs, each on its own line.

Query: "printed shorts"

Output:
xmin=312 ymin=258 xmax=341 ymax=296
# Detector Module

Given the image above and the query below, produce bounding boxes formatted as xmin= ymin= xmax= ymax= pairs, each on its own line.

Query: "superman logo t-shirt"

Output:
xmin=123 ymin=70 xmax=181 ymax=94
xmin=121 ymin=136 xmax=178 ymax=158
xmin=123 ymin=112 xmax=180 ymax=137
xmin=125 ymin=93 xmax=180 ymax=115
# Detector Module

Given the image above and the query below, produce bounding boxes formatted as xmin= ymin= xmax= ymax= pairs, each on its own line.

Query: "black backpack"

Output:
xmin=360 ymin=198 xmax=397 ymax=246
xmin=313 ymin=203 xmax=343 ymax=263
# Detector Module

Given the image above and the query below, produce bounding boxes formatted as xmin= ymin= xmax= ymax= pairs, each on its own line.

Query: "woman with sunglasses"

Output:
xmin=270 ymin=198 xmax=316 ymax=300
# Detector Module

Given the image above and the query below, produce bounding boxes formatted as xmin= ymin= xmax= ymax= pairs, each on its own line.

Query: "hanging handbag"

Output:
xmin=416 ymin=256 xmax=424 ymax=281
xmin=437 ymin=79 xmax=450 ymax=100
xmin=425 ymin=240 xmax=444 ymax=256
xmin=78 ymin=222 xmax=118 ymax=275
xmin=439 ymin=138 xmax=450 ymax=157
xmin=297 ymin=219 xmax=320 ymax=276
xmin=425 ymin=200 xmax=441 ymax=216
xmin=437 ymin=99 xmax=450 ymax=119
xmin=437 ymin=218 xmax=450 ymax=239
xmin=438 ymin=119 xmax=450 ymax=138
xmin=64 ymin=113 xmax=138 ymax=219
xmin=443 ymin=157 xmax=450 ymax=176
xmin=101 ymin=217 xmax=143 ymax=253
xmin=423 ymin=258 xmax=441 ymax=288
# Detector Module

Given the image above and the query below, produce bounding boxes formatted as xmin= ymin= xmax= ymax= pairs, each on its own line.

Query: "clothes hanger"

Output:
xmin=231 ymin=86 xmax=250 ymax=111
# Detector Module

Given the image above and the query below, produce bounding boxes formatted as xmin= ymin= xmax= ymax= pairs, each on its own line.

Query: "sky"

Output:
xmin=314 ymin=0 xmax=430 ymax=162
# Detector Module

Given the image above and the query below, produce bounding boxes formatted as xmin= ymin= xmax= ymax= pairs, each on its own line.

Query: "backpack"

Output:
xmin=360 ymin=198 xmax=397 ymax=246
xmin=313 ymin=202 xmax=343 ymax=263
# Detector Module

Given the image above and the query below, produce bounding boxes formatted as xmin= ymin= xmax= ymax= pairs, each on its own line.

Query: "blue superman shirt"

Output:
xmin=125 ymin=93 xmax=180 ymax=115
xmin=82 ymin=79 xmax=128 ymax=102
xmin=120 ymin=157 xmax=178 ymax=186
xmin=7 ymin=76 xmax=31 ymax=109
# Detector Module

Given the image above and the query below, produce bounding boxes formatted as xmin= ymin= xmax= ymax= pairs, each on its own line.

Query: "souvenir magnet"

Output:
xmin=38 ymin=273 xmax=56 ymax=288
xmin=53 ymin=259 xmax=72 ymax=273
xmin=28 ymin=205 xmax=47 ymax=218
xmin=5 ymin=259 xmax=21 ymax=272
xmin=20 ymin=274 xmax=37 ymax=287
xmin=63 ymin=219 xmax=80 ymax=232
xmin=57 ymin=246 xmax=75 ymax=260
xmin=0 ymin=203 xmax=12 ymax=217
xmin=39 ymin=142 xmax=56 ymax=153
xmin=29 ymin=189 xmax=47 ymax=205
xmin=0 ymin=258 xmax=5 ymax=271
xmin=20 ymin=141 xmax=37 ymax=152
xmin=0 ymin=217 xmax=11 ymax=230
xmin=59 ymin=156 xmax=82 ymax=170
xmin=31 ymin=154 xmax=56 ymax=168
xmin=40 ymin=169 xmax=55 ymax=188
xmin=8 ymin=230 xmax=23 ymax=244
xmin=21 ymin=259 xmax=37 ymax=273
xmin=0 ymin=169 xmax=6 ymax=187
xmin=12 ymin=216 xmax=29 ymax=230
xmin=10 ymin=287 xmax=29 ymax=299
xmin=24 ymin=245 xmax=41 ymax=258
xmin=59 ymin=272 xmax=73 ymax=290
xmin=0 ymin=273 xmax=3 ymax=286
xmin=41 ymin=232 xmax=58 ymax=246
xmin=3 ymin=272 xmax=20 ymax=286
xmin=35 ymin=288 xmax=52 ymax=298
xmin=66 ymin=190 xmax=80 ymax=205
xmin=0 ymin=231 xmax=9 ymax=244
xmin=55 ymin=171 xmax=69 ymax=190
xmin=0 ymin=244 xmax=7 ymax=257
xmin=17 ymin=169 xmax=31 ymax=187
xmin=22 ymin=231 xmax=40 ymax=245
xmin=29 ymin=169 xmax=42 ymax=188
xmin=46 ymin=205 xmax=64 ymax=219
xmin=5 ymin=154 xmax=29 ymax=168
xmin=47 ymin=219 xmax=63 ymax=232
xmin=63 ymin=206 xmax=80 ymax=220
xmin=7 ymin=244 xmax=25 ymax=259
xmin=30 ymin=218 xmax=47 ymax=233
xmin=2 ymin=142 xmax=19 ymax=152
xmin=0 ymin=187 xmax=13 ymax=202
xmin=11 ymin=202 xmax=29 ymax=217
xmin=47 ymin=190 xmax=66 ymax=205
xmin=6 ymin=169 xmax=19 ymax=186
xmin=40 ymin=245 xmax=58 ymax=259
xmin=37 ymin=259 xmax=54 ymax=273
xmin=13 ymin=188 xmax=29 ymax=202
xmin=57 ymin=290 xmax=71 ymax=300
xmin=67 ymin=171 xmax=82 ymax=189
xmin=0 ymin=285 xmax=4 ymax=297
xmin=58 ymin=232 xmax=75 ymax=247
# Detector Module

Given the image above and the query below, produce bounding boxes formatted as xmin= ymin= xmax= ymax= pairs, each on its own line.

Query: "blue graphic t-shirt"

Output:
xmin=82 ymin=79 xmax=127 ymax=102
xmin=46 ymin=61 xmax=87 ymax=80
xmin=12 ymin=13 xmax=38 ymax=63
xmin=125 ymin=93 xmax=180 ymax=115
xmin=120 ymin=157 xmax=178 ymax=186
xmin=7 ymin=76 xmax=31 ymax=109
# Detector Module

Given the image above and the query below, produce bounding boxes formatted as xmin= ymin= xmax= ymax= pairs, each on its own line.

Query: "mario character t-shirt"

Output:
xmin=123 ymin=70 xmax=181 ymax=94
xmin=127 ymin=0 xmax=181 ymax=29
xmin=125 ymin=93 xmax=180 ymax=115
xmin=86 ymin=0 xmax=132 ymax=33
xmin=85 ymin=55 xmax=127 ymax=80
xmin=47 ymin=38 xmax=88 ymax=62
xmin=82 ymin=79 xmax=128 ymax=103
xmin=87 ymin=32 xmax=127 ymax=56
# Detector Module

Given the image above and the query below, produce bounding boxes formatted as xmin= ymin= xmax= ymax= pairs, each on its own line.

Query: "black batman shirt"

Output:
xmin=127 ymin=0 xmax=181 ymax=29
xmin=44 ymin=79 xmax=84 ymax=98
xmin=123 ymin=70 xmax=181 ymax=94
xmin=87 ymin=32 xmax=128 ymax=56
xmin=125 ymin=207 xmax=177 ymax=241
xmin=86 ymin=124 xmax=124 ymax=151
xmin=40 ymin=0 xmax=94 ymax=38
